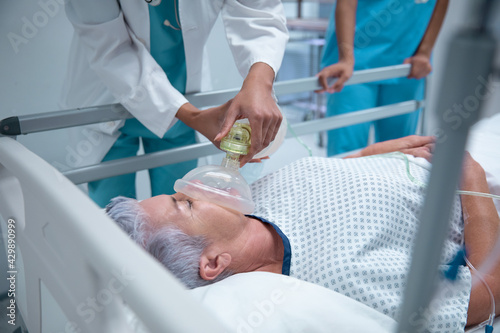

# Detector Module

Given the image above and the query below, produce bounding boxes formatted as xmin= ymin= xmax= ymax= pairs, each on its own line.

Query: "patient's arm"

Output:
xmin=461 ymin=152 xmax=500 ymax=326
xmin=344 ymin=135 xmax=435 ymax=161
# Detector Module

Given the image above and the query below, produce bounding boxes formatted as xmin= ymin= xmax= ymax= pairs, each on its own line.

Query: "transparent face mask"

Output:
xmin=174 ymin=164 xmax=255 ymax=214
xmin=174 ymin=117 xmax=287 ymax=214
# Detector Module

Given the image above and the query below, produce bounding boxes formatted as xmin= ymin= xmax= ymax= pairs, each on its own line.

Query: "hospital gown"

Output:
xmin=250 ymin=155 xmax=471 ymax=332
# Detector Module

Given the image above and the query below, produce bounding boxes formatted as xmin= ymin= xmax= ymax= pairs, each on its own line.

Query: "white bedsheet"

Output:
xmin=190 ymin=272 xmax=397 ymax=333
xmin=125 ymin=271 xmax=396 ymax=333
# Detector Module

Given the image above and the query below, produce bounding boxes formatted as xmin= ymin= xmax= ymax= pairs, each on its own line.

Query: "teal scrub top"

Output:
xmin=149 ymin=0 xmax=187 ymax=94
xmin=121 ymin=0 xmax=189 ymax=138
xmin=321 ymin=0 xmax=437 ymax=75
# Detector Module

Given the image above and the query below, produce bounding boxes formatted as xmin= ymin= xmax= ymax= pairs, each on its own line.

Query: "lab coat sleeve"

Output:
xmin=221 ymin=0 xmax=289 ymax=78
xmin=65 ymin=0 xmax=187 ymax=138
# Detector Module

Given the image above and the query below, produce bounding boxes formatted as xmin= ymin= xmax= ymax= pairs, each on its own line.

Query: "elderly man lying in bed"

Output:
xmin=106 ymin=136 xmax=499 ymax=331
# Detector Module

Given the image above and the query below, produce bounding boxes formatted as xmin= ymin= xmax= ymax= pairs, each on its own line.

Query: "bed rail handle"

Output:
xmin=62 ymin=99 xmax=423 ymax=184
xmin=0 ymin=104 xmax=133 ymax=136
xmin=0 ymin=116 xmax=21 ymax=136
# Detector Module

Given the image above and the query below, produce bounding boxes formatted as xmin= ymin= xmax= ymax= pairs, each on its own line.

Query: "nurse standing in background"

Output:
xmin=316 ymin=0 xmax=449 ymax=156
xmin=61 ymin=0 xmax=288 ymax=207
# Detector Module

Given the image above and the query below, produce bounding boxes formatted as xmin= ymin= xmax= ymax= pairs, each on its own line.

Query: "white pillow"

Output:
xmin=189 ymin=271 xmax=396 ymax=333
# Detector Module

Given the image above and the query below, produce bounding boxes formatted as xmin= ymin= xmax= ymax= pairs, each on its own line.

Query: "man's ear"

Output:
xmin=199 ymin=252 xmax=232 ymax=281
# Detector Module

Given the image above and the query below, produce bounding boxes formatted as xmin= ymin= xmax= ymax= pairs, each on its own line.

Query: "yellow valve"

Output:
xmin=220 ymin=122 xmax=252 ymax=155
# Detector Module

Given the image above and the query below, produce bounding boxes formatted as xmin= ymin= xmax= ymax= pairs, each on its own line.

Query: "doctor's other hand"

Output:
xmin=315 ymin=61 xmax=354 ymax=94
xmin=214 ymin=63 xmax=282 ymax=166
xmin=404 ymin=54 xmax=432 ymax=79
xmin=175 ymin=101 xmax=230 ymax=150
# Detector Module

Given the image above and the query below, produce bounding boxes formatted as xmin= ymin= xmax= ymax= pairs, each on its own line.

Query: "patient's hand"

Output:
xmin=345 ymin=135 xmax=435 ymax=162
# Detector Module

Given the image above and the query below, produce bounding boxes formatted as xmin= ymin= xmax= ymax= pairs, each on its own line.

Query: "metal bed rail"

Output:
xmin=0 ymin=64 xmax=422 ymax=185
xmin=64 ymin=100 xmax=422 ymax=184
xmin=0 ymin=64 xmax=411 ymax=136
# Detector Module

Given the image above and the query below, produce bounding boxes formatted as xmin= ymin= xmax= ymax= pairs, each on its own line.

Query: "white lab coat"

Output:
xmin=60 ymin=0 xmax=288 ymax=169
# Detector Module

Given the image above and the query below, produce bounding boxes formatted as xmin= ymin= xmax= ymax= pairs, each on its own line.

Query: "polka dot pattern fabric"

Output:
xmin=251 ymin=156 xmax=471 ymax=332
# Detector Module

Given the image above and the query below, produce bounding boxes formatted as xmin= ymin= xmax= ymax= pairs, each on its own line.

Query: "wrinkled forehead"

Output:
xmin=138 ymin=195 xmax=176 ymax=226
xmin=138 ymin=194 xmax=198 ymax=233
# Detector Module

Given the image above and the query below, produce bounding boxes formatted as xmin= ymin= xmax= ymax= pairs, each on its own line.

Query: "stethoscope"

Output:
xmin=145 ymin=0 xmax=162 ymax=6
xmin=144 ymin=0 xmax=181 ymax=30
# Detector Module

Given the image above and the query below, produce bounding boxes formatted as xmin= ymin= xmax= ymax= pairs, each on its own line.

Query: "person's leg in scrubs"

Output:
xmin=326 ymin=83 xmax=379 ymax=156
xmin=88 ymin=130 xmax=140 ymax=208
xmin=143 ymin=120 xmax=197 ymax=196
xmin=88 ymin=118 xmax=197 ymax=207
xmin=374 ymin=78 xmax=425 ymax=143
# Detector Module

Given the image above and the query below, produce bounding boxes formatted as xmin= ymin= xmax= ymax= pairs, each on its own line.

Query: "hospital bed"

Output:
xmin=0 ymin=64 xmax=414 ymax=333
xmin=1 ymin=34 xmax=499 ymax=333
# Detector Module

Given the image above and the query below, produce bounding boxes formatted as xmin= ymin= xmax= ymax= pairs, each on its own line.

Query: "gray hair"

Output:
xmin=105 ymin=196 xmax=233 ymax=289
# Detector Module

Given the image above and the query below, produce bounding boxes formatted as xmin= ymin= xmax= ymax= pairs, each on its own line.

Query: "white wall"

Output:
xmin=0 ymin=0 xmax=74 ymax=164
xmin=0 ymin=0 xmax=74 ymax=297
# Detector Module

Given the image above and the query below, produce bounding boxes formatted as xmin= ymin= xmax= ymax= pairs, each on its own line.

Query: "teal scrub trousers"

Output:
xmin=88 ymin=119 xmax=196 ymax=207
xmin=326 ymin=78 xmax=425 ymax=156
xmin=321 ymin=0 xmax=436 ymax=156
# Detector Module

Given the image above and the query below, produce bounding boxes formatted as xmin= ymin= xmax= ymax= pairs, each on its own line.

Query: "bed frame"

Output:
xmin=0 ymin=26 xmax=497 ymax=332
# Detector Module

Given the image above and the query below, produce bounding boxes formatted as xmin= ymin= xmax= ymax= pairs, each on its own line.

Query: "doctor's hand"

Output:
xmin=214 ymin=62 xmax=282 ymax=166
xmin=315 ymin=61 xmax=354 ymax=94
xmin=404 ymin=54 xmax=432 ymax=79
